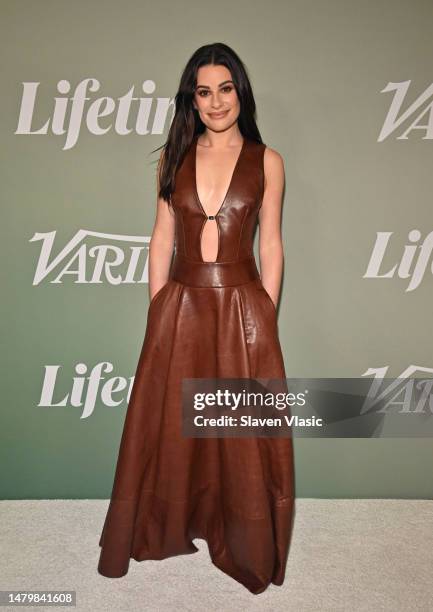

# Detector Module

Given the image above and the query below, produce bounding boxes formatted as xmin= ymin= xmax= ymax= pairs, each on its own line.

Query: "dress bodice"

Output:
xmin=170 ymin=135 xmax=266 ymax=263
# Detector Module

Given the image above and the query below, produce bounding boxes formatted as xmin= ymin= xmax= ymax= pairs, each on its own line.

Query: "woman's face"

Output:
xmin=193 ymin=64 xmax=241 ymax=133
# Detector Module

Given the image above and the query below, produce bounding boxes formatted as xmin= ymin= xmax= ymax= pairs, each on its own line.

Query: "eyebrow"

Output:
xmin=195 ymin=80 xmax=234 ymax=89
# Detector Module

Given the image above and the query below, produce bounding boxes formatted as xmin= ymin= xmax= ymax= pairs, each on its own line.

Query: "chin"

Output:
xmin=211 ymin=114 xmax=236 ymax=129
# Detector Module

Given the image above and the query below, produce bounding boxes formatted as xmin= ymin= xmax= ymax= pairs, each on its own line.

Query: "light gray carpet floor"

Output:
xmin=0 ymin=499 xmax=432 ymax=611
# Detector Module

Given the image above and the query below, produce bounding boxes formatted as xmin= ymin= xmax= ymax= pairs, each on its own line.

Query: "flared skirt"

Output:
xmin=97 ymin=276 xmax=295 ymax=595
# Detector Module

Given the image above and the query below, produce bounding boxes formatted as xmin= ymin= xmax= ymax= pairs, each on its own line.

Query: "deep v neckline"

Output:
xmin=193 ymin=135 xmax=246 ymax=219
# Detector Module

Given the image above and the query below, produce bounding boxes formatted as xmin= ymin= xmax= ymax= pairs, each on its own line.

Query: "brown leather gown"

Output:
xmin=97 ymin=134 xmax=296 ymax=595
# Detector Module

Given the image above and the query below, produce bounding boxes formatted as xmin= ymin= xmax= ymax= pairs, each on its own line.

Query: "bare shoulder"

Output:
xmin=263 ymin=145 xmax=285 ymax=189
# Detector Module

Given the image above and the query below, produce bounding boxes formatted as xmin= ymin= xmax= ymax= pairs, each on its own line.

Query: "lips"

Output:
xmin=209 ymin=111 xmax=229 ymax=118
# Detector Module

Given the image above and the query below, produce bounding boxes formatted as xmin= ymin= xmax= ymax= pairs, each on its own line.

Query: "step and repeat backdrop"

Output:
xmin=1 ymin=0 xmax=432 ymax=498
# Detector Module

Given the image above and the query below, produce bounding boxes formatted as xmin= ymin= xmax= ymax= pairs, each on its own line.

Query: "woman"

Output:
xmin=98 ymin=42 xmax=295 ymax=595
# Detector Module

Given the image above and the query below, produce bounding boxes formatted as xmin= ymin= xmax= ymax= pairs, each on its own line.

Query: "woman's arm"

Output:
xmin=258 ymin=147 xmax=285 ymax=308
xmin=148 ymin=151 xmax=176 ymax=301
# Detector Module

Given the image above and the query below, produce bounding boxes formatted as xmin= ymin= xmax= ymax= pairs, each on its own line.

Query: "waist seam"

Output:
xmin=173 ymin=253 xmax=256 ymax=266
xmin=170 ymin=253 xmax=260 ymax=288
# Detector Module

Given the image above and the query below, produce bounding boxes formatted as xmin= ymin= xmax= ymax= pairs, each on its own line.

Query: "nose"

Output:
xmin=210 ymin=92 xmax=224 ymax=109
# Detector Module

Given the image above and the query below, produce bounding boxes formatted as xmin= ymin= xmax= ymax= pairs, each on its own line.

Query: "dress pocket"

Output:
xmin=258 ymin=282 xmax=277 ymax=315
xmin=149 ymin=281 xmax=170 ymax=308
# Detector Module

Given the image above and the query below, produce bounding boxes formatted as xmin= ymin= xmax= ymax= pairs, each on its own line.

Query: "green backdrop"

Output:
xmin=1 ymin=0 xmax=432 ymax=499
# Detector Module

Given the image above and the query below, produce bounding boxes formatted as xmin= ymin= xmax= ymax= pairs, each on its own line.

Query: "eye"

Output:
xmin=195 ymin=86 xmax=233 ymax=97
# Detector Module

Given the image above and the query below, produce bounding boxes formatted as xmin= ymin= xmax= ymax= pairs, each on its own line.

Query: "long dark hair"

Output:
xmin=152 ymin=42 xmax=263 ymax=205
